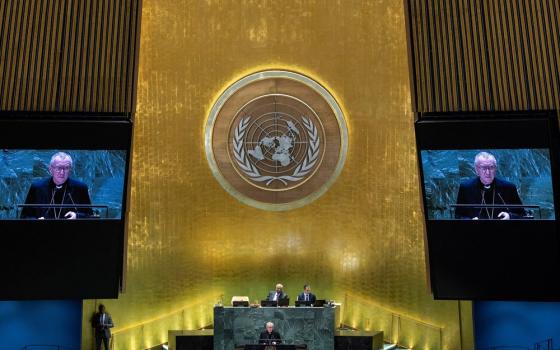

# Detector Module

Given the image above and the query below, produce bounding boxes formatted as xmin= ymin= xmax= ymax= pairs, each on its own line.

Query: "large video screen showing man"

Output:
xmin=420 ymin=149 xmax=555 ymax=220
xmin=1 ymin=149 xmax=126 ymax=219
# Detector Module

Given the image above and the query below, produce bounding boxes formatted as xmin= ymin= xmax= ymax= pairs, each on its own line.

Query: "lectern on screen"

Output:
xmin=415 ymin=111 xmax=560 ymax=300
xmin=0 ymin=116 xmax=132 ymax=299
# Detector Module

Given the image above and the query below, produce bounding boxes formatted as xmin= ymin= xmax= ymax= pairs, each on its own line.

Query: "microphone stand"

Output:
xmin=67 ymin=192 xmax=79 ymax=217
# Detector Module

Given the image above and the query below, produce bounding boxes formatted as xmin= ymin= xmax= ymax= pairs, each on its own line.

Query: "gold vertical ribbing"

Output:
xmin=405 ymin=0 xmax=560 ymax=113
xmin=543 ymin=0 xmax=560 ymax=107
xmin=537 ymin=1 xmax=554 ymax=105
xmin=0 ymin=0 xmax=141 ymax=113
xmin=445 ymin=0 xmax=456 ymax=110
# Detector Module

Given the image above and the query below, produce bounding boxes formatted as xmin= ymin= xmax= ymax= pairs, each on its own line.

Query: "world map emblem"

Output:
xmin=205 ymin=70 xmax=348 ymax=210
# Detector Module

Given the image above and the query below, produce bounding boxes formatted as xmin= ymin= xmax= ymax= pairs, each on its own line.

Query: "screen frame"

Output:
xmin=415 ymin=111 xmax=560 ymax=223
xmin=415 ymin=110 xmax=560 ymax=300
xmin=418 ymin=147 xmax=555 ymax=221
xmin=2 ymin=148 xmax=128 ymax=221
xmin=0 ymin=115 xmax=133 ymax=299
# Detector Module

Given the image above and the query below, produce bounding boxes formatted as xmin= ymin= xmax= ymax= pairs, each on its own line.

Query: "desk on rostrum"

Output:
xmin=214 ymin=306 xmax=338 ymax=350
xmin=240 ymin=345 xmax=305 ymax=350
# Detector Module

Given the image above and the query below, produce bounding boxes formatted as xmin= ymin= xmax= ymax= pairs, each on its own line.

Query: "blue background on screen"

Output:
xmin=0 ymin=150 xmax=126 ymax=219
xmin=474 ymin=301 xmax=560 ymax=350
xmin=420 ymin=149 xmax=555 ymax=220
xmin=0 ymin=300 xmax=82 ymax=349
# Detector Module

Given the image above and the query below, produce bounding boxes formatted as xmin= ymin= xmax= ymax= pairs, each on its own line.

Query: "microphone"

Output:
xmin=497 ymin=192 xmax=512 ymax=215
xmin=266 ymin=336 xmax=280 ymax=344
xmin=497 ymin=192 xmax=506 ymax=205
xmin=67 ymin=192 xmax=79 ymax=217
xmin=497 ymin=192 xmax=509 ymax=208
xmin=478 ymin=190 xmax=485 ymax=218
xmin=46 ymin=188 xmax=57 ymax=218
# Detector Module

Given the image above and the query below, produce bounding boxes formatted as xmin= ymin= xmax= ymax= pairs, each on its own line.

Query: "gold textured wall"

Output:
xmin=83 ymin=1 xmax=472 ymax=349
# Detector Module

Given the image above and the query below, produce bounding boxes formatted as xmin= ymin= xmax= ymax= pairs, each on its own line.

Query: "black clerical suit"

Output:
xmin=296 ymin=292 xmax=316 ymax=303
xmin=455 ymin=178 xmax=526 ymax=219
xmin=267 ymin=291 xmax=288 ymax=301
xmin=259 ymin=330 xmax=282 ymax=344
xmin=20 ymin=178 xmax=93 ymax=219
xmin=91 ymin=312 xmax=114 ymax=350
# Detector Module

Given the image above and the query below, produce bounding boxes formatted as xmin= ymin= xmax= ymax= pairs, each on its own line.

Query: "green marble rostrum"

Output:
xmin=214 ymin=306 xmax=337 ymax=350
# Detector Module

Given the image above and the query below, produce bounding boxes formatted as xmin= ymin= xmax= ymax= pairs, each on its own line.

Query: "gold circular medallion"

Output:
xmin=205 ymin=70 xmax=348 ymax=211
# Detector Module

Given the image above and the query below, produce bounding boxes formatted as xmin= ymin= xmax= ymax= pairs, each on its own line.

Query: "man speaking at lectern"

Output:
xmin=455 ymin=152 xmax=526 ymax=220
xmin=20 ymin=152 xmax=93 ymax=219
xmin=259 ymin=322 xmax=282 ymax=345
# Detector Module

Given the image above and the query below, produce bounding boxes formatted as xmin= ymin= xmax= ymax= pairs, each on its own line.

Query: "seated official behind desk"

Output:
xmin=259 ymin=322 xmax=282 ymax=345
xmin=296 ymin=284 xmax=316 ymax=303
xmin=267 ymin=283 xmax=289 ymax=302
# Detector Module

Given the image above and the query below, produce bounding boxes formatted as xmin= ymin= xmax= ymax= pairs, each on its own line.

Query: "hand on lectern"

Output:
xmin=498 ymin=212 xmax=510 ymax=220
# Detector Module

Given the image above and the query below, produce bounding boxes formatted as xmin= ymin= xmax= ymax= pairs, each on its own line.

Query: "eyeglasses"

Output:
xmin=52 ymin=166 xmax=71 ymax=173
xmin=477 ymin=165 xmax=496 ymax=172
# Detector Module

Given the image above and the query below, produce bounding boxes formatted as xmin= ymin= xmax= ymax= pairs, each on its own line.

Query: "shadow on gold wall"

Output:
xmin=82 ymin=1 xmax=472 ymax=349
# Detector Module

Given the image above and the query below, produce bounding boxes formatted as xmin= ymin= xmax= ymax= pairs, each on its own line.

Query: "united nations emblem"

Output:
xmin=231 ymin=96 xmax=323 ymax=189
xmin=205 ymin=70 xmax=348 ymax=210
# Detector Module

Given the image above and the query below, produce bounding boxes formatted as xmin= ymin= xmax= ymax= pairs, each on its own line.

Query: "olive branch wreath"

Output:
xmin=232 ymin=116 xmax=320 ymax=186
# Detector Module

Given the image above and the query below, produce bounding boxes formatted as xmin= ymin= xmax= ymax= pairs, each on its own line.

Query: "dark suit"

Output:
xmin=20 ymin=178 xmax=93 ymax=219
xmin=296 ymin=292 xmax=316 ymax=302
xmin=91 ymin=312 xmax=114 ymax=350
xmin=455 ymin=178 xmax=526 ymax=219
xmin=267 ymin=291 xmax=288 ymax=301
xmin=259 ymin=330 xmax=282 ymax=344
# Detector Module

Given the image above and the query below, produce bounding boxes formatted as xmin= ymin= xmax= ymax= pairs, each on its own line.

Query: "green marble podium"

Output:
xmin=214 ymin=306 xmax=338 ymax=350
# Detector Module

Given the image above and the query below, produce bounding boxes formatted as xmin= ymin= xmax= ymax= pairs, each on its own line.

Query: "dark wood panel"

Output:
xmin=406 ymin=0 xmax=560 ymax=113
xmin=0 ymin=0 xmax=141 ymax=114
